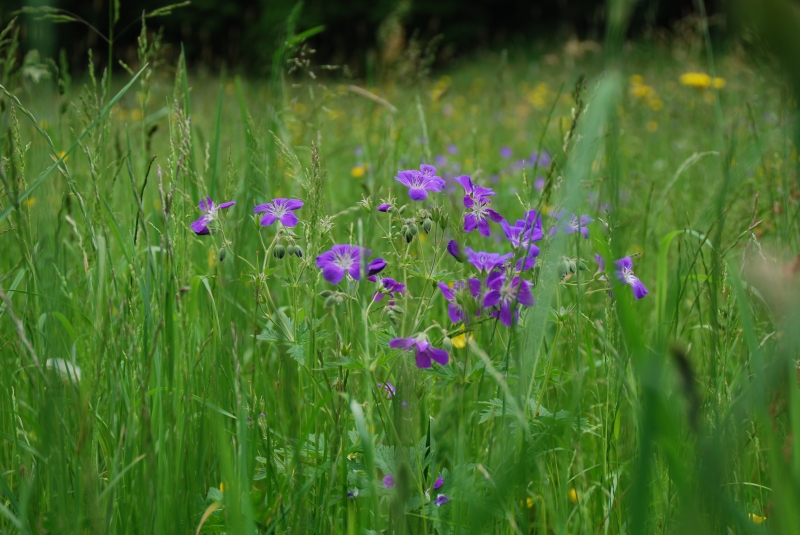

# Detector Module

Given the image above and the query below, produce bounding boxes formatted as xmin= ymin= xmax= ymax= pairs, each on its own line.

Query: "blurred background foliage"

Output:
xmin=1 ymin=0 xmax=720 ymax=75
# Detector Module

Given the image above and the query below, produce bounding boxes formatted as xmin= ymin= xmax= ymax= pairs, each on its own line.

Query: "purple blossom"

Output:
xmin=500 ymin=146 xmax=513 ymax=158
xmin=395 ymin=165 xmax=446 ymax=201
xmin=538 ymin=151 xmax=551 ymax=168
xmin=464 ymin=247 xmax=512 ymax=273
xmin=447 ymin=239 xmax=464 ymax=262
xmin=437 ymin=279 xmax=481 ymax=323
xmin=389 ymin=337 xmax=449 ymax=369
xmin=191 ymin=197 xmax=235 ymax=235
xmin=374 ymin=277 xmax=406 ymax=302
xmin=433 ymin=476 xmax=444 ymax=490
xmin=367 ymin=258 xmax=387 ymax=278
xmin=595 ymin=254 xmax=607 ymax=281
xmin=501 ymin=211 xmax=544 ymax=271
xmin=435 ymin=155 xmax=447 ymax=167
xmin=482 ymin=271 xmax=535 ymax=327
xmin=434 ymin=494 xmax=451 ymax=506
xmin=550 ymin=212 xmax=593 ymax=239
xmin=347 ymin=489 xmax=359 ymax=498
xmin=377 ymin=203 xmax=392 ymax=212
xmin=456 ymin=176 xmax=503 ymax=236
xmin=614 ymin=257 xmax=648 ymax=299
xmin=455 ymin=175 xmax=496 ymax=202
xmin=254 ymin=198 xmax=303 ymax=227
xmin=534 ymin=177 xmax=545 ymax=190
xmin=377 ymin=381 xmax=396 ymax=398
xmin=447 ymin=144 xmax=458 ymax=155
xmin=383 ymin=475 xmax=395 ymax=488
xmin=315 ymin=245 xmax=371 ymax=284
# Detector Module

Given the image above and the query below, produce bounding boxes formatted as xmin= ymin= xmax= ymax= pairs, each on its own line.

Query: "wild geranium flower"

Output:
xmin=594 ymin=254 xmax=607 ymax=281
xmin=501 ymin=211 xmax=544 ymax=271
xmin=456 ymin=175 xmax=496 ymax=202
xmin=254 ymin=198 xmax=303 ymax=227
xmin=482 ymin=271 xmax=535 ymax=327
xmin=500 ymin=146 xmax=513 ymax=158
xmin=434 ymin=494 xmax=451 ymax=506
xmin=465 ymin=247 xmax=512 ymax=273
xmin=447 ymin=239 xmax=464 ymax=262
xmin=614 ymin=257 xmax=648 ymax=299
xmin=383 ymin=475 xmax=395 ymax=488
xmin=191 ymin=197 xmax=235 ymax=235
xmin=315 ymin=245 xmax=371 ymax=284
xmin=455 ymin=175 xmax=503 ymax=236
xmin=377 ymin=203 xmax=392 ymax=212
xmin=395 ymin=164 xmax=446 ymax=200
xmin=366 ymin=258 xmax=387 ymax=282
xmin=374 ymin=277 xmax=406 ymax=303
xmin=389 ymin=337 xmax=449 ymax=369
xmin=550 ymin=211 xmax=593 ymax=239
xmin=377 ymin=381 xmax=395 ymax=398
xmin=437 ymin=279 xmax=481 ymax=323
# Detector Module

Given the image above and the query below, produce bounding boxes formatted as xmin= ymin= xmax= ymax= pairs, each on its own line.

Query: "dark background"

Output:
xmin=2 ymin=0 xmax=716 ymax=75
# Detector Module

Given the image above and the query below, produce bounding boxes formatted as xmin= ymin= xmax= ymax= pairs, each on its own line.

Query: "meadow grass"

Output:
xmin=1 ymin=12 xmax=800 ymax=535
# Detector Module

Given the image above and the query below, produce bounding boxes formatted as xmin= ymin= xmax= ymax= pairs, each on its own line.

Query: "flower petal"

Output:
xmin=477 ymin=219 xmax=491 ymax=237
xmin=447 ymin=304 xmax=463 ymax=324
xmin=482 ymin=290 xmax=502 ymax=308
xmin=254 ymin=203 xmax=271 ymax=214
xmin=322 ymin=265 xmax=345 ymax=285
xmin=499 ymin=302 xmax=513 ymax=327
xmin=415 ymin=350 xmax=432 ymax=369
xmin=218 ymin=201 xmax=236 ymax=209
xmin=517 ymin=280 xmax=535 ymax=306
xmin=428 ymin=348 xmax=449 ymax=366
xmin=408 ymin=188 xmax=429 ymax=201
xmin=631 ymin=278 xmax=649 ymax=299
xmin=437 ymin=282 xmax=455 ymax=301
xmin=260 ymin=213 xmax=278 ymax=226
xmin=389 ymin=338 xmax=414 ymax=350
xmin=463 ymin=214 xmax=477 ymax=233
xmin=615 ymin=257 xmax=633 ymax=271
xmin=279 ymin=212 xmax=299 ymax=227
xmin=191 ymin=217 xmax=210 ymax=235
xmin=284 ymin=199 xmax=304 ymax=210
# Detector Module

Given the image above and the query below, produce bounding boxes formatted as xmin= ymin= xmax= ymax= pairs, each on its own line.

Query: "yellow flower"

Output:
xmin=646 ymin=120 xmax=659 ymax=133
xmin=451 ymin=329 xmax=473 ymax=349
xmin=24 ymin=198 xmax=36 ymax=208
xmin=748 ymin=513 xmax=766 ymax=525
xmin=630 ymin=84 xmax=654 ymax=99
xmin=219 ymin=482 xmax=225 ymax=493
xmin=629 ymin=74 xmax=644 ymax=86
xmin=525 ymin=496 xmax=534 ymax=509
xmin=351 ymin=164 xmax=366 ymax=178
xmin=679 ymin=72 xmax=726 ymax=89
xmin=649 ymin=98 xmax=664 ymax=111
xmin=569 ymin=488 xmax=579 ymax=503
xmin=130 ymin=108 xmax=143 ymax=122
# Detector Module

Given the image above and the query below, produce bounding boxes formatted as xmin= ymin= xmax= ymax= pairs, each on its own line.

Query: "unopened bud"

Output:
xmin=439 ymin=213 xmax=449 ymax=230
xmin=219 ymin=248 xmax=227 ymax=262
xmin=324 ymin=295 xmax=338 ymax=307
xmin=442 ymin=336 xmax=453 ymax=352
xmin=273 ymin=244 xmax=286 ymax=259
xmin=423 ymin=218 xmax=433 ymax=234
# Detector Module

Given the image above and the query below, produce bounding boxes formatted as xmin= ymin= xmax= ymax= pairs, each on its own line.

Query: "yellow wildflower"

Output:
xmin=351 ymin=164 xmax=366 ymax=178
xmin=24 ymin=198 xmax=36 ymax=208
xmin=649 ymin=98 xmax=664 ymax=111
xmin=629 ymin=74 xmax=644 ymax=86
xmin=748 ymin=513 xmax=766 ymax=525
xmin=646 ymin=121 xmax=659 ymax=133
xmin=526 ymin=496 xmax=534 ymax=508
xmin=630 ymin=84 xmax=654 ymax=99
xmin=679 ymin=72 xmax=726 ymax=89
xmin=569 ymin=488 xmax=579 ymax=503
xmin=130 ymin=108 xmax=143 ymax=122
xmin=451 ymin=329 xmax=473 ymax=349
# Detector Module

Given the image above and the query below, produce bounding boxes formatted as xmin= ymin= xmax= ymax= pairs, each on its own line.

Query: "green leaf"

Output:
xmin=287 ymin=342 xmax=305 ymax=365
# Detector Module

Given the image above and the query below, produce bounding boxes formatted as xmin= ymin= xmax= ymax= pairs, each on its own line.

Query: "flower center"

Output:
xmin=621 ymin=267 xmax=636 ymax=284
xmin=334 ymin=252 xmax=355 ymax=271
xmin=269 ymin=203 xmax=287 ymax=218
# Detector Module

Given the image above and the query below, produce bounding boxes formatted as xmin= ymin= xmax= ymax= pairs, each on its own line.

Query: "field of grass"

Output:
xmin=1 ymin=12 xmax=800 ymax=535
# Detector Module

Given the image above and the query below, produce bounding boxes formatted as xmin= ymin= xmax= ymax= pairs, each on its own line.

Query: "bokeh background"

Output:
xmin=3 ymin=0 xmax=717 ymax=73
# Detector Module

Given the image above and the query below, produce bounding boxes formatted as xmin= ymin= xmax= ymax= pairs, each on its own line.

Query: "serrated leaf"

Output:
xmin=374 ymin=443 xmax=396 ymax=475
xmin=256 ymin=327 xmax=282 ymax=343
xmin=287 ymin=342 xmax=305 ymax=365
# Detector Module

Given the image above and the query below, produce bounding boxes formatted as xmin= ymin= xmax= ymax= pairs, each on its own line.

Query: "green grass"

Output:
xmin=2 ymin=12 xmax=800 ymax=535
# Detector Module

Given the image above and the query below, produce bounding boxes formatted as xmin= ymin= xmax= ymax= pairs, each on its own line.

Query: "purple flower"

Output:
xmin=191 ymin=197 xmax=235 ymax=235
xmin=395 ymin=165 xmax=446 ymax=201
xmin=447 ymin=144 xmax=458 ymax=155
xmin=595 ymin=254 xmax=607 ymax=281
xmin=377 ymin=203 xmax=392 ymax=212
xmin=501 ymin=211 xmax=544 ymax=271
xmin=383 ymin=475 xmax=395 ymax=488
xmin=315 ymin=245 xmax=371 ymax=284
xmin=614 ymin=257 xmax=648 ymax=299
xmin=347 ymin=489 xmax=359 ymax=498
xmin=368 ymin=258 xmax=387 ymax=277
xmin=550 ymin=212 xmax=593 ymax=239
xmin=447 ymin=239 xmax=464 ymax=262
xmin=456 ymin=176 xmax=503 ymax=236
xmin=437 ymin=279 xmax=481 ymax=323
xmin=434 ymin=494 xmax=451 ymax=506
xmin=482 ymin=271 xmax=535 ymax=327
xmin=389 ymin=337 xmax=449 ymax=369
xmin=534 ymin=177 xmax=545 ymax=190
xmin=500 ymin=146 xmax=513 ymax=158
xmin=435 ymin=155 xmax=447 ymax=167
xmin=538 ymin=151 xmax=551 ymax=168
xmin=464 ymin=247 xmax=512 ymax=273
xmin=455 ymin=175 xmax=496 ymax=202
xmin=254 ymin=198 xmax=303 ymax=227
xmin=377 ymin=381 xmax=396 ymax=398
xmin=374 ymin=277 xmax=406 ymax=302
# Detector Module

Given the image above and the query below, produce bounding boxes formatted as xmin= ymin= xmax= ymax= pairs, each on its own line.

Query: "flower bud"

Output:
xmin=409 ymin=223 xmax=418 ymax=236
xmin=405 ymin=229 xmax=414 ymax=243
xmin=438 ymin=213 xmax=449 ymax=230
xmin=423 ymin=218 xmax=433 ymax=234
xmin=442 ymin=336 xmax=453 ymax=352
xmin=398 ymin=205 xmax=408 ymax=215
xmin=319 ymin=290 xmax=333 ymax=298
xmin=273 ymin=244 xmax=286 ymax=259
xmin=324 ymin=295 xmax=338 ymax=307
xmin=359 ymin=197 xmax=372 ymax=213
xmin=293 ymin=245 xmax=303 ymax=258
xmin=219 ymin=248 xmax=227 ymax=262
